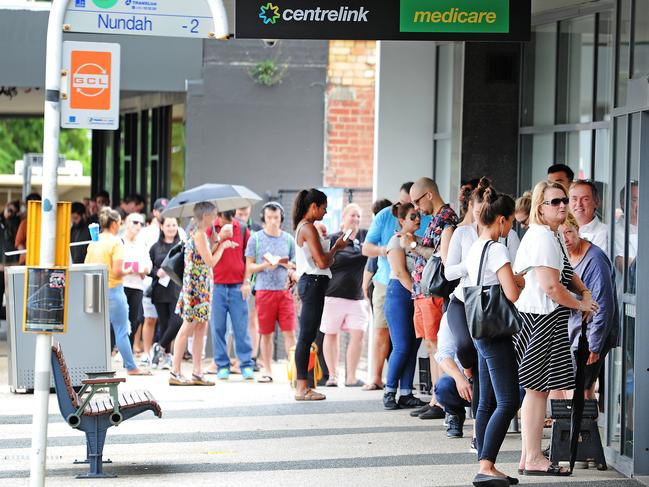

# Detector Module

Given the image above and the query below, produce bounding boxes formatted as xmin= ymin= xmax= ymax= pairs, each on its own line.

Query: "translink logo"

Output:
xmin=259 ymin=3 xmax=281 ymax=25
xmin=258 ymin=2 xmax=370 ymax=24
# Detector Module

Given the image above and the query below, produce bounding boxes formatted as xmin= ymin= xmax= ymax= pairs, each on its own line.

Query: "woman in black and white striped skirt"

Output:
xmin=513 ymin=180 xmax=599 ymax=477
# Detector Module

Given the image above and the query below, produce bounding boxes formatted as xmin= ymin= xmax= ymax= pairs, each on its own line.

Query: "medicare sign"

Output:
xmin=400 ymin=0 xmax=509 ymax=33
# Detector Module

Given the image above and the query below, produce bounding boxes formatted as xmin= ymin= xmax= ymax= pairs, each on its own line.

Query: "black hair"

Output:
xmin=400 ymin=182 xmax=414 ymax=194
xmin=25 ymin=193 xmax=41 ymax=202
xmin=471 ymin=177 xmax=493 ymax=204
xmin=94 ymin=190 xmax=110 ymax=205
xmin=124 ymin=193 xmax=145 ymax=205
xmin=391 ymin=202 xmax=415 ymax=221
xmin=479 ymin=188 xmax=516 ymax=226
xmin=461 ymin=178 xmax=481 ymax=189
xmin=547 ymin=164 xmax=575 ymax=182
xmin=372 ymin=198 xmax=392 ymax=215
xmin=292 ymin=188 xmax=327 ymax=230
xmin=71 ymin=202 xmax=86 ymax=216
xmin=219 ymin=209 xmax=236 ymax=222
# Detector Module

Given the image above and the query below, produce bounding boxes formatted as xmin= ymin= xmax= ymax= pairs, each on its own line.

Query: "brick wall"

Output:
xmin=325 ymin=41 xmax=376 ymax=191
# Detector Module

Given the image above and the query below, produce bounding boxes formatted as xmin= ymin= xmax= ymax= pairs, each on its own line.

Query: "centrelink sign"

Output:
xmin=236 ymin=0 xmax=530 ymax=41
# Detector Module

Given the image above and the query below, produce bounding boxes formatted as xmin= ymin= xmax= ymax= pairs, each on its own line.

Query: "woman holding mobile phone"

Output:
xmin=293 ymin=189 xmax=346 ymax=401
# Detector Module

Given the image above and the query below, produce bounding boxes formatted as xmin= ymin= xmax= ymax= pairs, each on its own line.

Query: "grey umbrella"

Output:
xmin=161 ymin=184 xmax=262 ymax=218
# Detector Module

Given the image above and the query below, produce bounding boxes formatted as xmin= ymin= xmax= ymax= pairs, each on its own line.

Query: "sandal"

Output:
xmin=258 ymin=375 xmax=273 ymax=383
xmin=325 ymin=380 xmax=338 ymax=387
xmin=345 ymin=379 xmax=365 ymax=387
xmin=191 ymin=374 xmax=215 ymax=386
xmin=295 ymin=389 xmax=326 ymax=401
xmin=523 ymin=464 xmax=571 ymax=476
xmin=362 ymin=382 xmax=384 ymax=391
xmin=127 ymin=368 xmax=152 ymax=376
xmin=169 ymin=372 xmax=191 ymax=386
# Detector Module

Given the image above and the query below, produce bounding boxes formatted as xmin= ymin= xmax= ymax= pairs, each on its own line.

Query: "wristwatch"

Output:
xmin=410 ymin=241 xmax=417 ymax=250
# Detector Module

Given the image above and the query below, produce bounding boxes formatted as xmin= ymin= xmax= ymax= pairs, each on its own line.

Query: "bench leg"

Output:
xmin=76 ymin=421 xmax=116 ymax=479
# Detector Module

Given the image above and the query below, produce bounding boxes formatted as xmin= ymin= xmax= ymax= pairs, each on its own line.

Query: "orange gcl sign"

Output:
xmin=70 ymin=50 xmax=112 ymax=110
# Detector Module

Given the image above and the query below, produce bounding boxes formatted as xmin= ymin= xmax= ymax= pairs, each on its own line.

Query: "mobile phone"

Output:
xmin=516 ymin=266 xmax=533 ymax=276
xmin=343 ymin=229 xmax=353 ymax=241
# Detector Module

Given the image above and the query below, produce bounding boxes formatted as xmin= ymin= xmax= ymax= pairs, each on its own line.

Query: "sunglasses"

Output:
xmin=132 ymin=220 xmax=144 ymax=226
xmin=408 ymin=212 xmax=421 ymax=221
xmin=412 ymin=192 xmax=428 ymax=206
xmin=543 ymin=197 xmax=570 ymax=207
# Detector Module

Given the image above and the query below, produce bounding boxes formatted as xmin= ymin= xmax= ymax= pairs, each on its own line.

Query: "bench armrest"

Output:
xmin=81 ymin=378 xmax=126 ymax=385
xmin=85 ymin=371 xmax=117 ymax=378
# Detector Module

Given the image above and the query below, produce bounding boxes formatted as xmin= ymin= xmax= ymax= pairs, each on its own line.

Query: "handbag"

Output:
xmin=161 ymin=240 xmax=185 ymax=286
xmin=464 ymin=240 xmax=522 ymax=340
xmin=420 ymin=237 xmax=459 ymax=298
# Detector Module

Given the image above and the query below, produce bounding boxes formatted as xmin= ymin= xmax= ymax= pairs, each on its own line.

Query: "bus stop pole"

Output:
xmin=30 ymin=1 xmax=67 ymax=485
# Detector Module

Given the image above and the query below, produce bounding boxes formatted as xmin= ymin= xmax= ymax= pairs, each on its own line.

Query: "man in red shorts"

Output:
xmin=241 ymin=202 xmax=296 ymax=382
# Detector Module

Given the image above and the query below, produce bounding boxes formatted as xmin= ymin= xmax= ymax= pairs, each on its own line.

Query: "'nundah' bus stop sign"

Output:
xmin=235 ymin=0 xmax=531 ymax=41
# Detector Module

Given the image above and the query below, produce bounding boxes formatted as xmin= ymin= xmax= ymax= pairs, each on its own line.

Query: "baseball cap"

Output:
xmin=153 ymin=198 xmax=168 ymax=211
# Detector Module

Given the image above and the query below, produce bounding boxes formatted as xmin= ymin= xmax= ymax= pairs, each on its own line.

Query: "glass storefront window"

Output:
xmin=594 ymin=128 xmax=611 ymax=223
xmin=521 ymin=24 xmax=557 ymax=127
xmin=617 ymin=0 xmax=632 ymax=107
xmin=434 ymin=138 xmax=452 ymax=202
xmin=519 ymin=133 xmax=554 ymax=192
xmin=557 ymin=16 xmax=595 ymax=124
xmin=634 ymin=0 xmax=649 ymax=78
xmin=596 ymin=12 xmax=614 ymax=121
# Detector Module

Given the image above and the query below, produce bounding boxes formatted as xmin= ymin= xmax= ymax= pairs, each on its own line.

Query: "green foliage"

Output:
xmin=248 ymin=60 xmax=287 ymax=87
xmin=0 ymin=118 xmax=91 ymax=175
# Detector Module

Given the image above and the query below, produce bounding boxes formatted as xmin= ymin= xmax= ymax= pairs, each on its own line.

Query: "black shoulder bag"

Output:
xmin=464 ymin=240 xmax=522 ymax=340
xmin=161 ymin=240 xmax=185 ymax=286
xmin=420 ymin=238 xmax=459 ymax=299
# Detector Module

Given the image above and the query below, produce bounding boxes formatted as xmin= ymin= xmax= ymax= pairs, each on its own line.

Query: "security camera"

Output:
xmin=262 ymin=39 xmax=278 ymax=48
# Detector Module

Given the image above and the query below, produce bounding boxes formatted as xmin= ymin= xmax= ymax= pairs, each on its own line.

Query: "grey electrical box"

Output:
xmin=6 ymin=264 xmax=111 ymax=393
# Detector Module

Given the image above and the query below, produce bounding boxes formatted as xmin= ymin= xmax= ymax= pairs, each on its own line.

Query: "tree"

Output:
xmin=0 ymin=118 xmax=91 ymax=175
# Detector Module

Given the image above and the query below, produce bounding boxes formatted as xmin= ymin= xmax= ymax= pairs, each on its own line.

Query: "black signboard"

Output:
xmin=23 ymin=267 xmax=68 ymax=334
xmin=235 ymin=0 xmax=531 ymax=42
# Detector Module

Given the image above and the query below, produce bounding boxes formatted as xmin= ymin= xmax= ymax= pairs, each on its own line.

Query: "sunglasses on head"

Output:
xmin=543 ymin=197 xmax=569 ymax=207
xmin=409 ymin=212 xmax=421 ymax=221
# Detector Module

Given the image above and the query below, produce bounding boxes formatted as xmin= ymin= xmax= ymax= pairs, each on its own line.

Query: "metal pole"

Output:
xmin=30 ymin=1 xmax=67 ymax=485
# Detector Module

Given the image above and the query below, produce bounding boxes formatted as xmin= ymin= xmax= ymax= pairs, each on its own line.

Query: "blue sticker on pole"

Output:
xmin=43 ymin=199 xmax=53 ymax=212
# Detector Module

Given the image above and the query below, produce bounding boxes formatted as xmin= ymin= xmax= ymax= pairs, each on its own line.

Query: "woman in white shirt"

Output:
xmin=122 ymin=213 xmax=152 ymax=354
xmin=293 ymin=189 xmax=346 ymax=401
xmin=445 ymin=178 xmax=520 ymax=375
xmin=513 ymin=180 xmax=599 ymax=477
xmin=463 ymin=189 xmax=523 ymax=487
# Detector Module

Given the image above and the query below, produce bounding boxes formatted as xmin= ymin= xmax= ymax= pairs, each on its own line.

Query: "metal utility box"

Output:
xmin=6 ymin=264 xmax=111 ymax=393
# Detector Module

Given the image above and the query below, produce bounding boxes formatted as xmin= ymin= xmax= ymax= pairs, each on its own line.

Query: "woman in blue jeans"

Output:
xmin=85 ymin=207 xmax=151 ymax=375
xmin=383 ymin=203 xmax=426 ymax=410
xmin=463 ymin=189 xmax=523 ymax=487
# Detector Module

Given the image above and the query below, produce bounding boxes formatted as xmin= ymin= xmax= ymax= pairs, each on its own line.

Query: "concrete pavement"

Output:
xmin=0 ymin=334 xmax=644 ymax=486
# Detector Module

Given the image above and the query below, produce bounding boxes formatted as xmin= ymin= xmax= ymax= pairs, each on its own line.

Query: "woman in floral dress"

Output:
xmin=170 ymin=202 xmax=237 ymax=385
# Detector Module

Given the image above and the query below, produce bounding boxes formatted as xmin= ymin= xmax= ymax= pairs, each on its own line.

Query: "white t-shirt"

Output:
xmin=445 ymin=225 xmax=520 ymax=301
xmin=464 ymin=239 xmax=511 ymax=287
xmin=514 ymin=224 xmax=565 ymax=315
xmin=122 ymin=237 xmax=153 ymax=291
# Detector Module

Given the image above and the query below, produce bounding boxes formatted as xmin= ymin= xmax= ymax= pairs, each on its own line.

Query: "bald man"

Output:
xmin=401 ymin=178 xmax=459 ymax=417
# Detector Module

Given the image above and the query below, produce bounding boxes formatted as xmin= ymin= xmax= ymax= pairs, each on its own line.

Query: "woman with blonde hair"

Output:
xmin=515 ymin=191 xmax=532 ymax=232
xmin=513 ymin=180 xmax=599 ymax=476
xmin=85 ymin=207 xmax=150 ymax=375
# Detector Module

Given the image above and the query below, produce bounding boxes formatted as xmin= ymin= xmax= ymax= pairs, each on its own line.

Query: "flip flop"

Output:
xmin=325 ymin=380 xmax=338 ymax=387
xmin=345 ymin=379 xmax=365 ymax=387
xmin=362 ymin=383 xmax=384 ymax=391
xmin=127 ymin=369 xmax=152 ymax=376
xmin=523 ymin=464 xmax=571 ymax=476
xmin=258 ymin=375 xmax=274 ymax=383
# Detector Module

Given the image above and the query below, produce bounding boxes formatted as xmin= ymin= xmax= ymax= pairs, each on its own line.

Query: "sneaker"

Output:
xmin=151 ymin=343 xmax=162 ymax=369
xmin=409 ymin=404 xmax=431 ymax=417
xmin=242 ymin=367 xmax=255 ymax=381
xmin=216 ymin=368 xmax=230 ymax=380
xmin=397 ymin=394 xmax=427 ymax=409
xmin=161 ymin=354 xmax=173 ymax=370
xmin=419 ymin=404 xmax=445 ymax=420
xmin=446 ymin=413 xmax=466 ymax=438
xmin=252 ymin=358 xmax=260 ymax=372
xmin=469 ymin=437 xmax=478 ymax=454
xmin=443 ymin=413 xmax=450 ymax=427
xmin=383 ymin=392 xmax=399 ymax=410
xmin=139 ymin=354 xmax=151 ymax=367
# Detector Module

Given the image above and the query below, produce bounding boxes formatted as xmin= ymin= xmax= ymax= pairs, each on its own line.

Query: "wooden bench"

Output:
xmin=51 ymin=343 xmax=162 ymax=478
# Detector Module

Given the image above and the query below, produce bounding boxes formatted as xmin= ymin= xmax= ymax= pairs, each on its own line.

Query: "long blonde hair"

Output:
xmin=529 ymin=180 xmax=568 ymax=226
